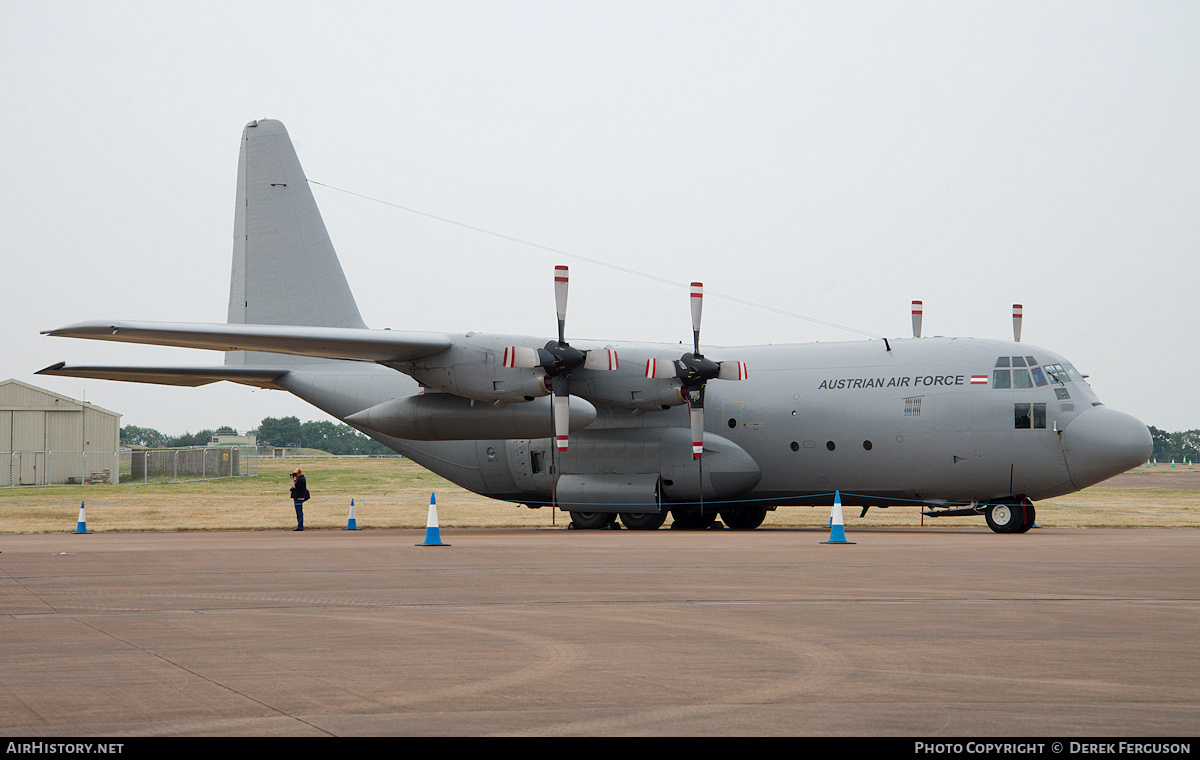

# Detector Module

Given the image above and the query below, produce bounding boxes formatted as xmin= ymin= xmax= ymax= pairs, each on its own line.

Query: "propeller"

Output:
xmin=502 ymin=265 xmax=618 ymax=452
xmin=1012 ymin=303 xmax=1023 ymax=342
xmin=646 ymin=282 xmax=748 ymax=459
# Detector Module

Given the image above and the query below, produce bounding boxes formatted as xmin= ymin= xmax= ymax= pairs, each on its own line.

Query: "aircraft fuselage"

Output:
xmin=275 ymin=332 xmax=1150 ymax=521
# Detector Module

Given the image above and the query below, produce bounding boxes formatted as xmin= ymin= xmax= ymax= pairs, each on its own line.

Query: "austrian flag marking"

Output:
xmin=971 ymin=375 xmax=988 ymax=385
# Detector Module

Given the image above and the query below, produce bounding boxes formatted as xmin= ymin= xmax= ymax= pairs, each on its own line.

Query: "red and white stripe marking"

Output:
xmin=971 ymin=375 xmax=988 ymax=385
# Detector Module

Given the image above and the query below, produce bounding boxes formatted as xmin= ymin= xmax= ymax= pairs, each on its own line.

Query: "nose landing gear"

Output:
xmin=985 ymin=498 xmax=1036 ymax=534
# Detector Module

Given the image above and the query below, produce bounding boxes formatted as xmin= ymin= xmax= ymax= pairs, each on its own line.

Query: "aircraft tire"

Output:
xmin=670 ymin=507 xmax=718 ymax=530
xmin=570 ymin=511 xmax=617 ymax=530
xmin=719 ymin=506 xmax=767 ymax=530
xmin=1014 ymin=501 xmax=1036 ymax=533
xmin=985 ymin=503 xmax=1022 ymax=534
xmin=619 ymin=511 xmax=668 ymax=530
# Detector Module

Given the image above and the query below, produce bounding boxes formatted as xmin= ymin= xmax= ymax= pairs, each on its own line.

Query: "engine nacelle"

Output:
xmin=389 ymin=341 xmax=551 ymax=404
xmin=570 ymin=373 xmax=685 ymax=411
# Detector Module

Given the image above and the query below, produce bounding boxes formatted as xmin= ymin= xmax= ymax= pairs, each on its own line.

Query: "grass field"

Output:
xmin=0 ymin=457 xmax=1197 ymax=533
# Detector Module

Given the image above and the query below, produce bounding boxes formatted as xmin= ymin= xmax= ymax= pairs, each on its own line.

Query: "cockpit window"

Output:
xmin=1044 ymin=364 xmax=1070 ymax=383
xmin=992 ymin=357 xmax=1080 ymax=389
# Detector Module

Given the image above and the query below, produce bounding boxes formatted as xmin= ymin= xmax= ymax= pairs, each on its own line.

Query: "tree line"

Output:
xmin=120 ymin=417 xmax=396 ymax=456
xmin=1148 ymin=426 xmax=1200 ymax=464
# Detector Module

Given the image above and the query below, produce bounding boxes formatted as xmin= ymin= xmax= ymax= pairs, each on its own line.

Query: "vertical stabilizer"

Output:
xmin=226 ymin=119 xmax=366 ymax=365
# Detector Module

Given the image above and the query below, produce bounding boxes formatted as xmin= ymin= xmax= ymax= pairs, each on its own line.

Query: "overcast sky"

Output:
xmin=3 ymin=1 xmax=1198 ymax=435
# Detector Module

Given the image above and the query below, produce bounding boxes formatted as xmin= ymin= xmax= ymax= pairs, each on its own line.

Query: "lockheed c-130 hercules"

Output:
xmin=39 ymin=119 xmax=1153 ymax=533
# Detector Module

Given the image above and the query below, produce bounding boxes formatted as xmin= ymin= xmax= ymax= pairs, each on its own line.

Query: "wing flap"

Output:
xmin=42 ymin=320 xmax=451 ymax=363
xmin=37 ymin=362 xmax=290 ymax=389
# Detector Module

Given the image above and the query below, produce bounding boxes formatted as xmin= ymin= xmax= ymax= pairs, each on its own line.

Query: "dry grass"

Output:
xmin=0 ymin=457 xmax=1196 ymax=533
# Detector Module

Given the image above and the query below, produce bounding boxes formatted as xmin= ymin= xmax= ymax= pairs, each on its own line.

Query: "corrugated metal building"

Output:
xmin=1 ymin=379 xmax=121 ymax=486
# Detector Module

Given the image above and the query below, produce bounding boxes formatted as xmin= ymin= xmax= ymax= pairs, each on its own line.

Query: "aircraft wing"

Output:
xmin=41 ymin=320 xmax=453 ymax=363
xmin=36 ymin=362 xmax=290 ymax=389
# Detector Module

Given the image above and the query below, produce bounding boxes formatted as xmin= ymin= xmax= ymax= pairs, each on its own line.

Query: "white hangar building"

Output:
xmin=0 ymin=379 xmax=121 ymax=486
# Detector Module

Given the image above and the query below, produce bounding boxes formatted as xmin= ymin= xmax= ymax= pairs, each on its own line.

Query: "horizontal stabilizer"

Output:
xmin=37 ymin=362 xmax=289 ymax=389
xmin=42 ymin=320 xmax=452 ymax=363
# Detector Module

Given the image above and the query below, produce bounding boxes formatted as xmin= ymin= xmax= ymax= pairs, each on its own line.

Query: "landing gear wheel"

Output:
xmin=1014 ymin=501 xmax=1036 ymax=533
xmin=670 ymin=507 xmax=718 ymax=530
xmin=719 ymin=506 xmax=767 ymax=530
xmin=619 ymin=511 xmax=668 ymax=530
xmin=570 ymin=511 xmax=617 ymax=530
xmin=985 ymin=503 xmax=1022 ymax=534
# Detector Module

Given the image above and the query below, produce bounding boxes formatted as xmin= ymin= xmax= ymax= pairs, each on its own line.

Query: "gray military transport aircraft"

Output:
xmin=39 ymin=119 xmax=1153 ymax=533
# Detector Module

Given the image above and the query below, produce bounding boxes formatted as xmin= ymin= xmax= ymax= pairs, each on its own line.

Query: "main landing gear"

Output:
xmin=567 ymin=505 xmax=769 ymax=531
xmin=567 ymin=511 xmax=670 ymax=530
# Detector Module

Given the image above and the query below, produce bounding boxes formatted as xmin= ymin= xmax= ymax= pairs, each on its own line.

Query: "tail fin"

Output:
xmin=226 ymin=119 xmax=366 ymax=365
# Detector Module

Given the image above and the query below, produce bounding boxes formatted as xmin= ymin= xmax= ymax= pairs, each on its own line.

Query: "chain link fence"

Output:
xmin=3 ymin=446 xmax=258 ymax=486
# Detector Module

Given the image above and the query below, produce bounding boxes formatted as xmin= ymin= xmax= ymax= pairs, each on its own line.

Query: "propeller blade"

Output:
xmin=552 ymin=375 xmax=570 ymax=452
xmin=583 ymin=348 xmax=618 ymax=371
xmin=686 ymin=387 xmax=704 ymax=459
xmin=717 ymin=360 xmax=748 ymax=381
xmin=690 ymin=282 xmax=703 ymax=355
xmin=1013 ymin=303 xmax=1023 ymax=343
xmin=554 ymin=265 xmax=569 ymax=344
xmin=503 ymin=345 xmax=542 ymax=369
xmin=645 ymin=357 xmax=678 ymax=380
xmin=553 ymin=395 xmax=570 ymax=452
xmin=912 ymin=300 xmax=922 ymax=339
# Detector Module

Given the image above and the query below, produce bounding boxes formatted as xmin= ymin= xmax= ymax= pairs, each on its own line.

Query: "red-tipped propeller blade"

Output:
xmin=554 ymin=265 xmax=569 ymax=344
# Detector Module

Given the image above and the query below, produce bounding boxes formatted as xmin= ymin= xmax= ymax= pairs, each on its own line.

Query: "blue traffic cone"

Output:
xmin=74 ymin=501 xmax=90 ymax=534
xmin=417 ymin=493 xmax=449 ymax=546
xmin=821 ymin=491 xmax=854 ymax=545
xmin=344 ymin=499 xmax=358 ymax=530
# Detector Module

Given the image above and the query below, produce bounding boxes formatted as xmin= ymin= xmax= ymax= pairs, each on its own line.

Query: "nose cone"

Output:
xmin=1062 ymin=407 xmax=1152 ymax=489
